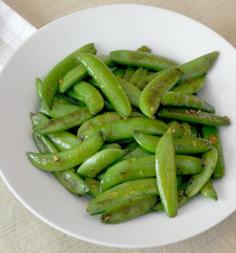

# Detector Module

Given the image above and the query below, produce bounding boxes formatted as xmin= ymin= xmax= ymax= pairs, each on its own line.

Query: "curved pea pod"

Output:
xmin=77 ymin=53 xmax=132 ymax=118
xmin=175 ymin=155 xmax=202 ymax=174
xmin=32 ymin=133 xmax=89 ymax=195
xmin=40 ymin=94 xmax=84 ymax=118
xmin=202 ymin=126 xmax=225 ymax=178
xmin=122 ymin=147 xmax=150 ymax=160
xmin=59 ymin=65 xmax=88 ymax=93
xmin=168 ymin=121 xmax=185 ymax=137
xmin=35 ymin=77 xmax=43 ymax=99
xmin=85 ymin=178 xmax=101 ymax=198
xmin=101 ymin=195 xmax=157 ymax=224
xmin=140 ymin=68 xmax=183 ymax=118
xmin=78 ymin=112 xmax=121 ymax=135
xmin=123 ymin=67 xmax=135 ymax=81
xmin=134 ymin=132 xmax=160 ymax=153
xmin=27 ymin=132 xmax=104 ymax=172
xmin=118 ymin=78 xmax=141 ymax=108
xmin=68 ymin=81 xmax=104 ymax=115
xmin=201 ymin=180 xmax=218 ymax=201
xmin=87 ymin=178 xmax=159 ymax=215
xmin=110 ymin=50 xmax=177 ymax=71
xmin=80 ymin=118 xmax=168 ymax=142
xmin=185 ymin=148 xmax=218 ymax=198
xmin=42 ymin=43 xmax=96 ymax=108
xmin=155 ymin=129 xmax=178 ymax=217
xmin=77 ymin=149 xmax=125 ymax=178
xmin=137 ymin=45 xmax=152 ymax=53
xmin=129 ymin=67 xmax=149 ymax=87
xmin=102 ymin=143 xmax=121 ymax=150
xmin=179 ymin=51 xmax=219 ymax=80
xmin=48 ymin=131 xmax=80 ymax=151
xmin=33 ymin=109 xmax=92 ymax=135
xmin=172 ymin=75 xmax=206 ymax=94
xmin=161 ymin=92 xmax=215 ymax=113
xmin=158 ymin=108 xmax=230 ymax=126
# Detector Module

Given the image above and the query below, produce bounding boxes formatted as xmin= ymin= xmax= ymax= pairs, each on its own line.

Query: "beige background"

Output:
xmin=1 ymin=0 xmax=236 ymax=252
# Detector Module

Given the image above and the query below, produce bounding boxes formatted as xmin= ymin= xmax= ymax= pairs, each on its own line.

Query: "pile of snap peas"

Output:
xmin=27 ymin=43 xmax=230 ymax=223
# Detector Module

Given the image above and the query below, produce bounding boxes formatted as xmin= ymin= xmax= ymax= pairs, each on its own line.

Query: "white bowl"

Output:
xmin=0 ymin=4 xmax=236 ymax=248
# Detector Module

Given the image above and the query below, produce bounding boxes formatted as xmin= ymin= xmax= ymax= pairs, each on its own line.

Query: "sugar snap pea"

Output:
xmin=136 ymin=72 xmax=157 ymax=90
xmin=158 ymin=108 xmax=230 ymax=126
xmin=118 ymin=78 xmax=141 ymax=108
xmin=27 ymin=132 xmax=104 ymax=172
xmin=87 ymin=178 xmax=159 ymax=215
xmin=102 ymin=143 xmax=121 ymax=150
xmin=168 ymin=121 xmax=185 ymax=137
xmin=42 ymin=43 xmax=96 ymax=108
xmin=122 ymin=147 xmax=150 ymax=160
xmin=201 ymin=180 xmax=218 ymax=201
xmin=77 ymin=148 xmax=125 ymax=178
xmin=161 ymin=92 xmax=215 ymax=113
xmin=172 ymin=75 xmax=206 ymax=94
xmin=134 ymin=132 xmax=211 ymax=154
xmin=80 ymin=118 xmax=167 ymax=142
xmin=33 ymin=109 xmax=92 ymax=135
xmin=110 ymin=50 xmax=177 ymax=71
xmin=68 ymin=81 xmax=104 ymax=115
xmin=85 ymin=178 xmax=101 ymax=197
xmin=129 ymin=67 xmax=149 ymax=87
xmin=123 ymin=67 xmax=135 ymax=81
xmin=101 ymin=195 xmax=157 ymax=224
xmin=140 ymin=68 xmax=183 ymax=118
xmin=185 ymin=148 xmax=218 ymax=198
xmin=202 ymin=126 xmax=225 ymax=178
xmin=155 ymin=129 xmax=178 ymax=217
xmin=175 ymin=155 xmax=202 ymax=174
xmin=77 ymin=53 xmax=132 ymax=118
xmin=33 ymin=133 xmax=89 ymax=195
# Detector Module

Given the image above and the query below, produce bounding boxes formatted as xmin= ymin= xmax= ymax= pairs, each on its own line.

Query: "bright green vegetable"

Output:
xmin=185 ymin=148 xmax=218 ymax=198
xmin=158 ymin=108 xmax=230 ymax=126
xmin=129 ymin=67 xmax=149 ymax=87
xmin=175 ymin=155 xmax=202 ymax=174
xmin=161 ymin=92 xmax=215 ymax=113
xmin=122 ymin=147 xmax=150 ymax=160
xmin=35 ymin=77 xmax=43 ymax=99
xmin=101 ymin=195 xmax=157 ymax=224
xmin=201 ymin=180 xmax=218 ymax=201
xmin=77 ymin=53 xmax=132 ymax=118
xmin=123 ymin=67 xmax=135 ymax=81
xmin=102 ymin=143 xmax=121 ymax=150
xmin=85 ymin=178 xmax=101 ymax=197
xmin=136 ymin=72 xmax=157 ymax=90
xmin=168 ymin=121 xmax=185 ymax=137
xmin=42 ymin=43 xmax=96 ymax=108
xmin=110 ymin=50 xmax=177 ymax=71
xmin=67 ymin=81 xmax=104 ymax=115
xmin=155 ymin=129 xmax=178 ymax=217
xmin=202 ymin=126 xmax=225 ymax=178
xmin=27 ymin=132 xmax=104 ymax=172
xmin=87 ymin=178 xmax=159 ymax=215
xmin=140 ymin=68 xmax=183 ymax=118
xmin=77 ymin=148 xmax=125 ymax=178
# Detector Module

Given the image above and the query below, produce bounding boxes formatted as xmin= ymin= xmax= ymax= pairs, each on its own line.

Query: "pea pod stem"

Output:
xmin=201 ymin=180 xmax=218 ymax=201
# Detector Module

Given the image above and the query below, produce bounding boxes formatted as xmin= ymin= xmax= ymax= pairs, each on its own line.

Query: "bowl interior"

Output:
xmin=0 ymin=4 xmax=236 ymax=248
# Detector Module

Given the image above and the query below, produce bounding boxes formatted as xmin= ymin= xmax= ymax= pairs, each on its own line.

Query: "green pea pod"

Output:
xmin=110 ymin=50 xmax=177 ymax=71
xmin=113 ymin=68 xmax=125 ymax=78
xmin=158 ymin=108 xmax=230 ymax=126
xmin=168 ymin=121 xmax=185 ymax=137
xmin=80 ymin=118 xmax=168 ymax=142
xmin=134 ymin=132 xmax=211 ymax=154
xmin=122 ymin=147 xmax=150 ymax=160
xmin=87 ymin=178 xmax=159 ymax=215
xmin=140 ymin=68 xmax=183 ymax=118
xmin=172 ymin=75 xmax=206 ymax=94
xmin=123 ymin=67 xmax=135 ymax=81
xmin=35 ymin=77 xmax=43 ymax=99
xmin=137 ymin=45 xmax=152 ymax=53
xmin=155 ymin=129 xmax=178 ymax=217
xmin=77 ymin=149 xmax=125 ymax=178
xmin=129 ymin=111 xmax=146 ymax=118
xmin=77 ymin=53 xmax=132 ymax=118
xmin=101 ymin=195 xmax=157 ymax=224
xmin=78 ymin=112 xmax=121 ymax=136
xmin=59 ymin=65 xmax=88 ymax=93
xmin=42 ymin=43 xmax=96 ymax=108
xmin=27 ymin=132 xmax=104 ymax=172
xmin=136 ymin=72 xmax=157 ymax=90
xmin=175 ymin=155 xmax=202 ymax=174
xmin=161 ymin=92 xmax=215 ymax=113
xmin=33 ymin=109 xmax=92 ymax=134
xmin=102 ymin=143 xmax=121 ymax=150
xmin=185 ymin=148 xmax=218 ymax=198
xmin=68 ymin=81 xmax=104 ymax=115
xmin=85 ymin=178 xmax=101 ymax=198
xmin=40 ymin=94 xmax=84 ymax=118
xmin=202 ymin=126 xmax=225 ymax=178
xmin=31 ymin=112 xmax=48 ymax=126
xmin=179 ymin=51 xmax=219 ymax=80
xmin=118 ymin=78 xmax=141 ymax=108
xmin=32 ymin=133 xmax=89 ymax=195
xmin=129 ymin=67 xmax=149 ymax=87
xmin=201 ymin=180 xmax=218 ymax=201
